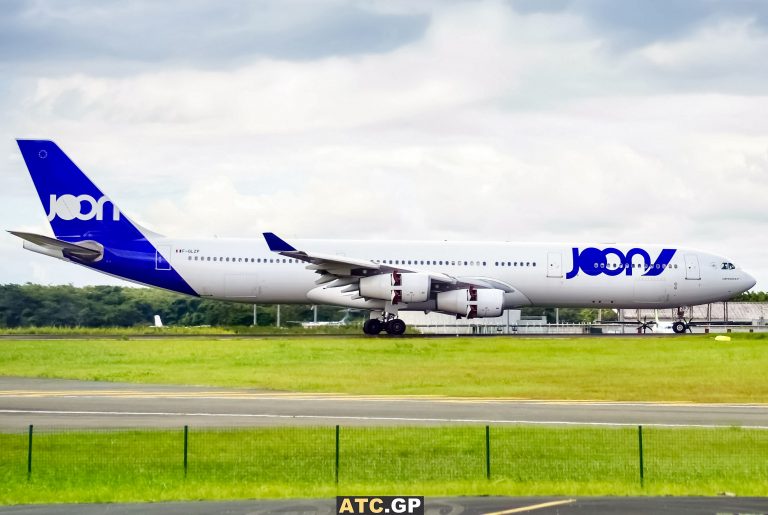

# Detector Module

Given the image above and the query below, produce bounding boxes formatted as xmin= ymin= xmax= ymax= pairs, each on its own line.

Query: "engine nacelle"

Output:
xmin=475 ymin=288 xmax=504 ymax=317
xmin=359 ymin=272 xmax=431 ymax=304
xmin=436 ymin=288 xmax=504 ymax=318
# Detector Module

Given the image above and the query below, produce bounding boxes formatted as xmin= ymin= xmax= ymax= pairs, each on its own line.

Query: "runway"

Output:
xmin=1 ymin=377 xmax=767 ymax=430
xmin=2 ymin=497 xmax=768 ymax=515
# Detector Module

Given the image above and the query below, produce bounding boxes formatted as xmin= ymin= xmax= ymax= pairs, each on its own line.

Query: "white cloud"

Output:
xmin=636 ymin=18 xmax=768 ymax=76
xmin=2 ymin=0 xmax=767 ymax=290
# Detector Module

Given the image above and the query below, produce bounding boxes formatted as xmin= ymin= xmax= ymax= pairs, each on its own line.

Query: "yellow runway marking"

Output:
xmin=483 ymin=499 xmax=576 ymax=514
xmin=1 ymin=390 xmax=767 ymax=408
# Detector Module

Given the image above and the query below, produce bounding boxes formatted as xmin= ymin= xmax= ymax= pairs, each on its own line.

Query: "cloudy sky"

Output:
xmin=1 ymin=0 xmax=767 ymax=289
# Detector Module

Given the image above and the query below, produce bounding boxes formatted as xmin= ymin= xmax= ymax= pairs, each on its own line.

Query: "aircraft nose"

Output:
xmin=744 ymin=271 xmax=757 ymax=290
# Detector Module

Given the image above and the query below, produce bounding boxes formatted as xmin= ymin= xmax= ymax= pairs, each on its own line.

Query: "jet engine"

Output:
xmin=359 ymin=272 xmax=431 ymax=304
xmin=436 ymin=287 xmax=504 ymax=318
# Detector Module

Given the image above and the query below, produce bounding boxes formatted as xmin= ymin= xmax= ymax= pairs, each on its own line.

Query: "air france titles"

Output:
xmin=565 ymin=247 xmax=676 ymax=279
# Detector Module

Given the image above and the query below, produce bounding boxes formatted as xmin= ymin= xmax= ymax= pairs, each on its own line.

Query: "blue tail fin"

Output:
xmin=17 ymin=139 xmax=145 ymax=242
xmin=16 ymin=139 xmax=197 ymax=296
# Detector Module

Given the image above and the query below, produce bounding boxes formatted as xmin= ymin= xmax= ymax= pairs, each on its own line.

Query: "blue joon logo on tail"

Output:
xmin=16 ymin=139 xmax=197 ymax=296
xmin=17 ymin=140 xmax=138 ymax=241
xmin=565 ymin=247 xmax=677 ymax=279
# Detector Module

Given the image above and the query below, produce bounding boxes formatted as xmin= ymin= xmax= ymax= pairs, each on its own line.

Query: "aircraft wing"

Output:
xmin=262 ymin=232 xmax=515 ymax=293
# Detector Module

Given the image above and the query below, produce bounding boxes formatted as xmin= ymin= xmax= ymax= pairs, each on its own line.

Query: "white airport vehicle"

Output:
xmin=11 ymin=140 xmax=757 ymax=335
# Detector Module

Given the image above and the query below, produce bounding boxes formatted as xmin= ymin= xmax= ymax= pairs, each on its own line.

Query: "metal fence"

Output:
xmin=2 ymin=425 xmax=767 ymax=488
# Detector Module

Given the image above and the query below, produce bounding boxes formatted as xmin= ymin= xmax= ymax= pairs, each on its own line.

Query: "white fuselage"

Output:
xmin=159 ymin=237 xmax=754 ymax=310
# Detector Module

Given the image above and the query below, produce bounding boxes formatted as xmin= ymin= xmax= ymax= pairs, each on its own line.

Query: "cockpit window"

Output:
xmin=721 ymin=262 xmax=736 ymax=270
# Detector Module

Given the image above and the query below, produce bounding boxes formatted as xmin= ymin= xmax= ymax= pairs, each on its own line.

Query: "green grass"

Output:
xmin=1 ymin=426 xmax=767 ymax=504
xmin=0 ymin=325 xmax=363 ymax=336
xmin=1 ymin=334 xmax=768 ymax=402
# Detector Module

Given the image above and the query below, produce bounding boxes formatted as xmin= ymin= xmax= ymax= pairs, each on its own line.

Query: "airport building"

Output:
xmin=400 ymin=302 xmax=768 ymax=334
xmin=619 ymin=303 xmax=768 ymax=326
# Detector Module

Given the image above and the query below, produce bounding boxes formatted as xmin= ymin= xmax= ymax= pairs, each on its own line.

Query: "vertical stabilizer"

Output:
xmin=16 ymin=140 xmax=145 ymax=242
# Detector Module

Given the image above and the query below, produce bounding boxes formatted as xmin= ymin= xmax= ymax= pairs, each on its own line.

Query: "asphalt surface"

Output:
xmin=1 ymin=497 xmax=767 ymax=514
xmin=1 ymin=377 xmax=767 ymax=430
xmin=3 ymin=379 xmax=768 ymax=514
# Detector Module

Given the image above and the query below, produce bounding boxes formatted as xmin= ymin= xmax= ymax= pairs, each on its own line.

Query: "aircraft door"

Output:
xmin=684 ymin=254 xmax=700 ymax=280
xmin=155 ymin=245 xmax=171 ymax=271
xmin=547 ymin=252 xmax=563 ymax=278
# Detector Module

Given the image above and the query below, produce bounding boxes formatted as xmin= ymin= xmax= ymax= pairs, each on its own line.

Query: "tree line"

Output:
xmin=0 ymin=284 xmax=762 ymax=328
xmin=0 ymin=284 xmax=348 ymax=328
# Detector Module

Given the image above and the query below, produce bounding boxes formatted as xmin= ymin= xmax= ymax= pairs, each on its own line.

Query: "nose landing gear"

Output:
xmin=672 ymin=307 xmax=692 ymax=334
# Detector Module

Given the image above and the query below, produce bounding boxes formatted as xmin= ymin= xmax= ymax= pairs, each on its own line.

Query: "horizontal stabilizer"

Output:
xmin=8 ymin=231 xmax=103 ymax=262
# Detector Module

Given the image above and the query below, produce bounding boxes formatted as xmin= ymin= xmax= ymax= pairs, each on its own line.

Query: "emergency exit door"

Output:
xmin=547 ymin=252 xmax=563 ymax=278
xmin=684 ymin=254 xmax=700 ymax=280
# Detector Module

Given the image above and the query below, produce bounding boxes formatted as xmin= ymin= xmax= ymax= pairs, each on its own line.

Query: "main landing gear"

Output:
xmin=363 ymin=316 xmax=406 ymax=336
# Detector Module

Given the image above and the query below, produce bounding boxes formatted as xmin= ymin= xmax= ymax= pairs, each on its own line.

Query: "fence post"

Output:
xmin=183 ymin=425 xmax=189 ymax=477
xmin=638 ymin=425 xmax=644 ymax=488
xmin=27 ymin=424 xmax=33 ymax=481
xmin=335 ymin=425 xmax=340 ymax=484
xmin=485 ymin=425 xmax=491 ymax=480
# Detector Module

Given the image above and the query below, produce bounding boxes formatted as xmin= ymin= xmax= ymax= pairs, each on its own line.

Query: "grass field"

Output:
xmin=0 ymin=325 xmax=362 ymax=336
xmin=1 ymin=425 xmax=767 ymax=503
xmin=1 ymin=334 xmax=767 ymax=402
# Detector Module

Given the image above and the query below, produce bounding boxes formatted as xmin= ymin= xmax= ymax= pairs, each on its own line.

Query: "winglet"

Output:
xmin=263 ymin=232 xmax=297 ymax=252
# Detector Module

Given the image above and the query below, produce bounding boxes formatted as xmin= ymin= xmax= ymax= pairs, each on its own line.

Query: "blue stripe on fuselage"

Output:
xmin=64 ymin=237 xmax=199 ymax=296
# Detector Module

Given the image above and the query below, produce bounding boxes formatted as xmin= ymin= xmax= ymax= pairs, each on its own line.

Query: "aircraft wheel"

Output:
xmin=363 ymin=319 xmax=383 ymax=335
xmin=385 ymin=319 xmax=406 ymax=336
xmin=672 ymin=321 xmax=687 ymax=334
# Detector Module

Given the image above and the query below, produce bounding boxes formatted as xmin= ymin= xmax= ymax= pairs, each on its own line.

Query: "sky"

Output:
xmin=1 ymin=0 xmax=767 ymax=289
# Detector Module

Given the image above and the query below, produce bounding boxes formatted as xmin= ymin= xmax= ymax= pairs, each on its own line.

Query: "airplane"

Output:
xmin=10 ymin=140 xmax=757 ymax=336
xmin=300 ymin=309 xmax=353 ymax=329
